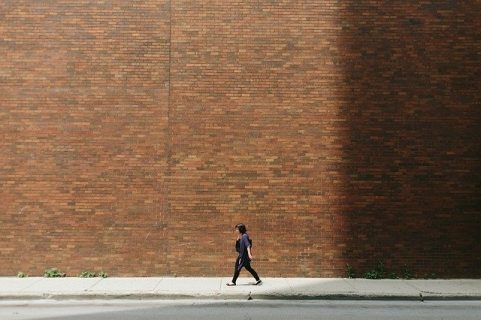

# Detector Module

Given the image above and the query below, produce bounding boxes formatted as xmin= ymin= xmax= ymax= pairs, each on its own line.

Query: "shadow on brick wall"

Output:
xmin=338 ymin=1 xmax=481 ymax=278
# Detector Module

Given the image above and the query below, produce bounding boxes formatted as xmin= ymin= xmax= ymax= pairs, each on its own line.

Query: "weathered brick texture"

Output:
xmin=1 ymin=1 xmax=480 ymax=277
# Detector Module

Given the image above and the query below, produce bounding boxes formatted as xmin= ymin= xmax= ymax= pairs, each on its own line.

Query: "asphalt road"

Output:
xmin=1 ymin=300 xmax=480 ymax=320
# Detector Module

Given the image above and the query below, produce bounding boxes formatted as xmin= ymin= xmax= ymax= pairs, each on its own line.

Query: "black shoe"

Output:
xmin=255 ymin=279 xmax=262 ymax=285
xmin=226 ymin=282 xmax=236 ymax=286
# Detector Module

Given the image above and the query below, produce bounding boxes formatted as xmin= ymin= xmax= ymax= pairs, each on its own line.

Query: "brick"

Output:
xmin=0 ymin=1 xmax=479 ymax=278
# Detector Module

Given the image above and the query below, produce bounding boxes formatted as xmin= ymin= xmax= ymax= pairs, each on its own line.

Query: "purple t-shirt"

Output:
xmin=237 ymin=233 xmax=252 ymax=270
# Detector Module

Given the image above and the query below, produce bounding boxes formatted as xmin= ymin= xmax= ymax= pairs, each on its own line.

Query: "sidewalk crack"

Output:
xmin=20 ymin=277 xmax=44 ymax=292
xmin=402 ymin=280 xmax=422 ymax=294
xmin=85 ymin=277 xmax=104 ymax=291
xmin=152 ymin=278 xmax=164 ymax=292
xmin=342 ymin=278 xmax=357 ymax=291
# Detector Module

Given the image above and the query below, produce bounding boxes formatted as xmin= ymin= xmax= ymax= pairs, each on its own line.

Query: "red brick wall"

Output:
xmin=1 ymin=1 xmax=480 ymax=277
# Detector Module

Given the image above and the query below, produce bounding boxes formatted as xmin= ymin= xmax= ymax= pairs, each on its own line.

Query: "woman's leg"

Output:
xmin=231 ymin=257 xmax=242 ymax=284
xmin=244 ymin=262 xmax=260 ymax=281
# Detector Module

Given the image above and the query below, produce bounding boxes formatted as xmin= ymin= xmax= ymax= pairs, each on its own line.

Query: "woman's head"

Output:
xmin=235 ymin=223 xmax=247 ymax=234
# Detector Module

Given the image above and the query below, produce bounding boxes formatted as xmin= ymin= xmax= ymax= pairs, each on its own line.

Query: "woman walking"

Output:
xmin=226 ymin=223 xmax=262 ymax=286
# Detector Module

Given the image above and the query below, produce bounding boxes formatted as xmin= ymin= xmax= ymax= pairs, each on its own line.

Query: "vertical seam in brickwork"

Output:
xmin=166 ymin=0 xmax=172 ymax=189
xmin=165 ymin=0 xmax=173 ymax=274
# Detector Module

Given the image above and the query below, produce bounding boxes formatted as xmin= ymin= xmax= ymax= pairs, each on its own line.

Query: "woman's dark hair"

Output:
xmin=235 ymin=223 xmax=247 ymax=234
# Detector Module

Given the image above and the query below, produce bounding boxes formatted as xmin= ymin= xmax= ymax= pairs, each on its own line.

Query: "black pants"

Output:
xmin=232 ymin=256 xmax=260 ymax=284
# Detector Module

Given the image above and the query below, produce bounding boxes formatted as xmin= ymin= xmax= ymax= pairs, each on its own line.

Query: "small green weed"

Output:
xmin=78 ymin=271 xmax=108 ymax=278
xmin=345 ymin=264 xmax=356 ymax=278
xmin=365 ymin=260 xmax=386 ymax=279
xmin=401 ymin=264 xmax=413 ymax=279
xmin=17 ymin=272 xmax=28 ymax=278
xmin=44 ymin=268 xmax=66 ymax=278
xmin=79 ymin=271 xmax=97 ymax=278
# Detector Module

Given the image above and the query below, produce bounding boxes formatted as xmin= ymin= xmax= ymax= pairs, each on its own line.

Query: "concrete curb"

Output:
xmin=1 ymin=277 xmax=480 ymax=301
xmin=1 ymin=293 xmax=480 ymax=301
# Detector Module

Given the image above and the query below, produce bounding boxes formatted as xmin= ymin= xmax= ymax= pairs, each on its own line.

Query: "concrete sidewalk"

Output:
xmin=0 ymin=277 xmax=480 ymax=301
